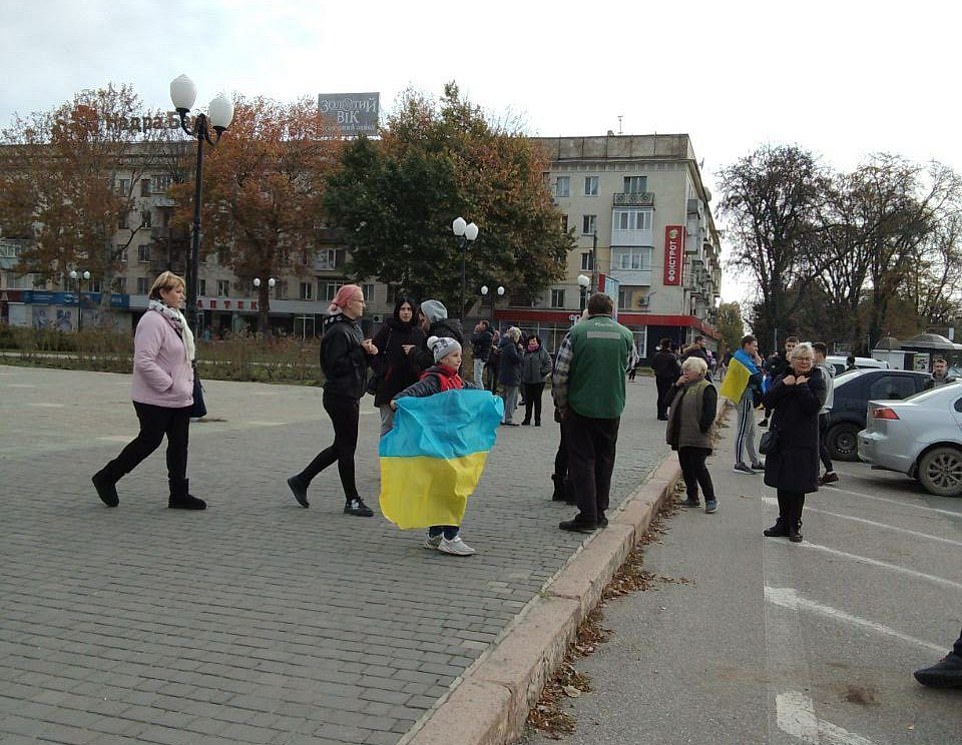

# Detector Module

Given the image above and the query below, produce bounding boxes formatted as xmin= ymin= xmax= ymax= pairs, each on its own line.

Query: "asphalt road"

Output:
xmin=521 ymin=417 xmax=962 ymax=745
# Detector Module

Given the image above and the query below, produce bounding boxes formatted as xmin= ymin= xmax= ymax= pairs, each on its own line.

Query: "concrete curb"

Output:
xmin=403 ymin=454 xmax=680 ymax=745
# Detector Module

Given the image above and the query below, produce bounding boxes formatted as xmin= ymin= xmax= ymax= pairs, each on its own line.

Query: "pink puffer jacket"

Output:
xmin=130 ymin=310 xmax=194 ymax=408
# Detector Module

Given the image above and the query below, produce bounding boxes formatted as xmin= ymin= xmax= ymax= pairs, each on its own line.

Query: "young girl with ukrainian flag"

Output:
xmin=383 ymin=336 xmax=503 ymax=555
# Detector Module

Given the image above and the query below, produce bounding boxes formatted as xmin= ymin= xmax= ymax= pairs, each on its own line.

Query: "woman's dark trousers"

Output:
xmin=522 ymin=382 xmax=545 ymax=424
xmin=678 ymin=446 xmax=715 ymax=503
xmin=296 ymin=394 xmax=361 ymax=500
xmin=100 ymin=402 xmax=190 ymax=488
xmin=776 ymin=488 xmax=806 ymax=530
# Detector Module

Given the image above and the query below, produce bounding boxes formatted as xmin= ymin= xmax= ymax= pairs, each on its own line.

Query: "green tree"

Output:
xmin=714 ymin=301 xmax=745 ymax=357
xmin=323 ymin=83 xmax=573 ymax=317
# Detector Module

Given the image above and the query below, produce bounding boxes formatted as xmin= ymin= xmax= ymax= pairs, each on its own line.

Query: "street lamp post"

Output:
xmin=253 ymin=277 xmax=276 ymax=335
xmin=577 ymin=273 xmax=590 ymax=311
xmin=480 ymin=284 xmax=505 ymax=327
xmin=452 ymin=216 xmax=479 ymax=321
xmin=170 ymin=74 xmax=234 ymax=335
xmin=69 ymin=269 xmax=90 ymax=331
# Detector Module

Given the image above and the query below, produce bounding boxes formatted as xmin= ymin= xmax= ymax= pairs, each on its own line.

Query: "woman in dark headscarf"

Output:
xmin=371 ymin=294 xmax=425 ymax=435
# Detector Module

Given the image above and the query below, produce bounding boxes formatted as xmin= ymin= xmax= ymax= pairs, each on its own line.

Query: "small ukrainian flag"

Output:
xmin=378 ymin=389 xmax=504 ymax=529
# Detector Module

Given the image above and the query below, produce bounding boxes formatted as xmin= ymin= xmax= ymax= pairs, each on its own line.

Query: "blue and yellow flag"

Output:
xmin=378 ymin=389 xmax=504 ymax=529
xmin=719 ymin=349 xmax=759 ymax=403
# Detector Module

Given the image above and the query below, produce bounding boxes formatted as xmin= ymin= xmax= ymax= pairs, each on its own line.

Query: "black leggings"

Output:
xmin=522 ymin=382 xmax=545 ymax=423
xmin=678 ymin=446 xmax=715 ymax=502
xmin=297 ymin=394 xmax=360 ymax=501
xmin=106 ymin=401 xmax=191 ymax=482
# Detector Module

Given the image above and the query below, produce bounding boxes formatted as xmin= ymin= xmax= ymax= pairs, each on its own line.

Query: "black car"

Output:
xmin=825 ymin=369 xmax=932 ymax=460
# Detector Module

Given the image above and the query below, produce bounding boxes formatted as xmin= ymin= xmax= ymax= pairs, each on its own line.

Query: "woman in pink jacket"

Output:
xmin=91 ymin=271 xmax=205 ymax=510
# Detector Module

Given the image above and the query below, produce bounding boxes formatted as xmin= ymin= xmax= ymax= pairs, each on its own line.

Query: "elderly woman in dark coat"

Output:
xmin=761 ymin=342 xmax=826 ymax=542
xmin=666 ymin=356 xmax=718 ymax=513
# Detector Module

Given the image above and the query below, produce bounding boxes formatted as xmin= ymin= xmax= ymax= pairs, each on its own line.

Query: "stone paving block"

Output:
xmin=0 ymin=366 xmax=666 ymax=745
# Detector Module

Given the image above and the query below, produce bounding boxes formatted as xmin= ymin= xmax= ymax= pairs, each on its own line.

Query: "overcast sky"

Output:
xmin=2 ymin=0 xmax=957 ymax=304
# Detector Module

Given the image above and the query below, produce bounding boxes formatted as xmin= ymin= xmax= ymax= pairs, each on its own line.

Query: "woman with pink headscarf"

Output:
xmin=287 ymin=284 xmax=379 ymax=516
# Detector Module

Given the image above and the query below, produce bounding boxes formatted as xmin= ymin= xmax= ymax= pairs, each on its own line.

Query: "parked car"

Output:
xmin=825 ymin=355 xmax=890 ymax=376
xmin=857 ymin=382 xmax=962 ymax=496
xmin=824 ymin=368 xmax=931 ymax=460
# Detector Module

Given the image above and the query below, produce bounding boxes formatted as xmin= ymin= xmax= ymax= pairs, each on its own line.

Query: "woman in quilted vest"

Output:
xmin=666 ymin=356 xmax=718 ymax=513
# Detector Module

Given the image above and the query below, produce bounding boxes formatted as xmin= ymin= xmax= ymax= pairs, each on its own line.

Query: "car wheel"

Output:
xmin=917 ymin=447 xmax=962 ymax=497
xmin=827 ymin=422 xmax=860 ymax=461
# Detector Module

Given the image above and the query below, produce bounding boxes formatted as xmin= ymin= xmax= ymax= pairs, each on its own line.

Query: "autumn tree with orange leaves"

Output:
xmin=175 ymin=96 xmax=343 ymax=333
xmin=0 ymin=84 xmax=185 ymax=297
xmin=323 ymin=83 xmax=573 ymax=316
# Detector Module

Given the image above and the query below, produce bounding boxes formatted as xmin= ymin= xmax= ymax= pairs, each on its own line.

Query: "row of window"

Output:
xmin=561 ymin=208 xmax=654 ymax=236
xmin=114 ymin=176 xmax=174 ymax=197
xmin=555 ymin=175 xmax=647 ymax=199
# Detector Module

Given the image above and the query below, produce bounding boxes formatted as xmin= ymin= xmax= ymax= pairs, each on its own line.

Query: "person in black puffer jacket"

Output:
xmin=414 ymin=299 xmax=464 ymax=372
xmin=371 ymin=294 xmax=426 ymax=435
xmin=287 ymin=284 xmax=379 ymax=517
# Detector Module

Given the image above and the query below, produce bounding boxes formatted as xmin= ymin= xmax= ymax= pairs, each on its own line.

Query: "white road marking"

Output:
xmin=28 ymin=402 xmax=65 ymax=408
xmin=761 ymin=497 xmax=962 ymax=547
xmin=765 ymin=586 xmax=944 ymax=654
xmin=776 ymin=690 xmax=879 ymax=745
xmin=820 ymin=484 xmax=962 ymax=519
xmin=795 ymin=542 xmax=962 ymax=591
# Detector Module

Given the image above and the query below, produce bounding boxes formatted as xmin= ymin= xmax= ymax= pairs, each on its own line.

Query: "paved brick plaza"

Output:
xmin=0 ymin=365 xmax=669 ymax=745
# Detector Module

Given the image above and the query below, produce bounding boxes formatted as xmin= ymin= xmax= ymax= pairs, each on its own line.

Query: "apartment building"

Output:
xmin=1 ymin=132 xmax=722 ymax=354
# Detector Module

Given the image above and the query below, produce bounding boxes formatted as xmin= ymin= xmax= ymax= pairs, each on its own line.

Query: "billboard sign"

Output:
xmin=318 ymin=92 xmax=380 ymax=134
xmin=664 ymin=225 xmax=685 ymax=286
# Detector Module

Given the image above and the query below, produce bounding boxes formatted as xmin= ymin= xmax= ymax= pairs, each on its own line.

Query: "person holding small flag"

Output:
xmin=718 ymin=334 xmax=765 ymax=475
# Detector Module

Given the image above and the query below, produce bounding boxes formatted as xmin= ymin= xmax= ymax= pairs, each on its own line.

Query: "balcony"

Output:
xmin=612 ymin=192 xmax=654 ymax=207
xmin=611 ymin=227 xmax=652 ymax=247
xmin=607 ymin=267 xmax=652 ymax=287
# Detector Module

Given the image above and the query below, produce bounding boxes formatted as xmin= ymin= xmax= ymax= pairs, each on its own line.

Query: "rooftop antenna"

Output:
xmin=617 ymin=115 xmax=623 ymax=135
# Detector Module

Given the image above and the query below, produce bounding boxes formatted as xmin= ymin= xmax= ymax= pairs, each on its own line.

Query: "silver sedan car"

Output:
xmin=857 ymin=382 xmax=962 ymax=496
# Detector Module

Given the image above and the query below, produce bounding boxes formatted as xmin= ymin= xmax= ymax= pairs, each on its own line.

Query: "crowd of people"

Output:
xmin=89 ymin=270 xmax=961 ymax=689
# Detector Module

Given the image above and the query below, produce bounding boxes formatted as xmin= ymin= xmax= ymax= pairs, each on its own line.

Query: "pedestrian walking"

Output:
xmin=761 ymin=342 xmax=826 ymax=543
xmin=390 ymin=336 xmax=482 ymax=555
xmin=651 ymin=337 xmax=681 ymax=420
xmin=287 ymin=284 xmax=379 ymax=516
xmin=666 ymin=356 xmax=718 ymax=513
xmin=91 ymin=271 xmax=206 ymax=510
xmin=520 ymin=334 xmax=552 ymax=426
xmin=553 ymin=292 xmax=634 ymax=532
xmin=370 ymin=294 xmax=425 ymax=436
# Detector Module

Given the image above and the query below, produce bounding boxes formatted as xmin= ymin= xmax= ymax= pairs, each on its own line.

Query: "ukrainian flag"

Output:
xmin=378 ymin=389 xmax=504 ymax=529
xmin=719 ymin=350 xmax=756 ymax=403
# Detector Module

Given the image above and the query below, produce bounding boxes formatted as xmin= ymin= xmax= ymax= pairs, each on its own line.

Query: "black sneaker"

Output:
xmin=344 ymin=498 xmax=374 ymax=517
xmin=287 ymin=476 xmax=309 ymax=508
xmin=559 ymin=515 xmax=597 ymax=533
xmin=598 ymin=514 xmax=609 ymax=528
xmin=914 ymin=653 xmax=962 ymax=688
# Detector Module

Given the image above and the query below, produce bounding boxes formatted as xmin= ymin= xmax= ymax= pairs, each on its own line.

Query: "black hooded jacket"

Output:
xmin=320 ymin=312 xmax=369 ymax=399
xmin=370 ymin=316 xmax=426 ymax=406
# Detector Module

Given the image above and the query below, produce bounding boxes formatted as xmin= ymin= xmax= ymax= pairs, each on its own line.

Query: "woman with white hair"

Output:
xmin=666 ymin=356 xmax=718 ymax=513
xmin=760 ymin=341 xmax=826 ymax=542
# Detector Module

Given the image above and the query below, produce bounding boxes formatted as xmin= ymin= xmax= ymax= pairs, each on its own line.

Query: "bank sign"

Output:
xmin=318 ymin=92 xmax=380 ymax=134
xmin=664 ymin=225 xmax=685 ymax=286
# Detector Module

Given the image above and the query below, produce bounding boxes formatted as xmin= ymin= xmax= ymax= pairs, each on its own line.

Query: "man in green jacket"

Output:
xmin=552 ymin=292 xmax=634 ymax=532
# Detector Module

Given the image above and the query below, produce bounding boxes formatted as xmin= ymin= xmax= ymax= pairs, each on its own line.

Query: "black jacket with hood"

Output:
xmin=320 ymin=312 xmax=369 ymax=399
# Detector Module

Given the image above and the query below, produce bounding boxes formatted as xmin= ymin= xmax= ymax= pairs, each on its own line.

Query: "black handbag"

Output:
xmin=759 ymin=428 xmax=778 ymax=455
xmin=191 ymin=364 xmax=207 ymax=418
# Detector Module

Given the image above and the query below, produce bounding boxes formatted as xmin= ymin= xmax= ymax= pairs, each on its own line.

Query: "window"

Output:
xmin=584 ymin=176 xmax=599 ymax=196
xmin=136 ymin=276 xmax=150 ymax=295
xmin=581 ymin=253 xmax=594 ymax=271
xmin=322 ymin=282 xmax=343 ymax=301
xmin=868 ymin=375 xmax=919 ymax=401
xmin=197 ymin=279 xmax=206 ymax=297
xmin=141 ymin=210 xmax=152 ymax=228
xmin=613 ymin=247 xmax=653 ymax=270
xmin=217 ymin=279 xmax=230 ymax=297
xmin=618 ymin=287 xmax=631 ymax=310
xmin=624 ymin=176 xmax=647 ymax=194
xmin=115 ymin=178 xmax=130 ymax=195
xmin=114 ymin=277 xmax=127 ymax=294
xmin=614 ymin=209 xmax=652 ymax=231
xmin=582 ymin=215 xmax=597 ymax=235
xmin=315 ymin=248 xmax=346 ymax=270
xmin=116 ymin=244 xmax=128 ymax=263
xmin=300 ymin=281 xmax=314 ymax=300
xmin=555 ymin=176 xmax=570 ymax=198
xmin=550 ymin=289 xmax=565 ymax=308
xmin=140 ymin=178 xmax=151 ymax=196
xmin=137 ymin=245 xmax=150 ymax=263
xmin=118 ymin=211 xmax=129 ymax=230
xmin=560 ymin=214 xmax=568 ymax=232
xmin=154 ymin=175 xmax=172 ymax=193
xmin=362 ymin=283 xmax=375 ymax=303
